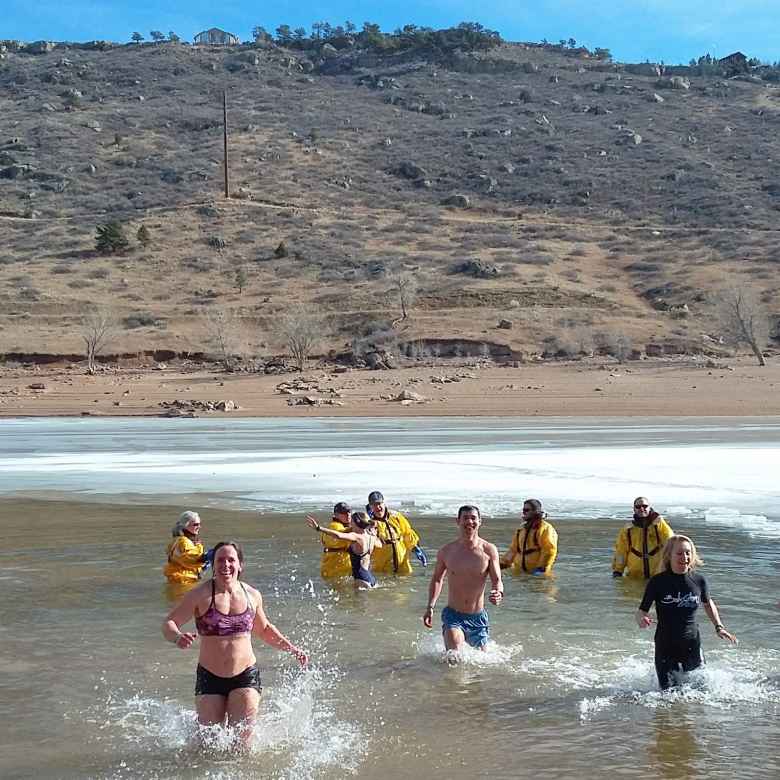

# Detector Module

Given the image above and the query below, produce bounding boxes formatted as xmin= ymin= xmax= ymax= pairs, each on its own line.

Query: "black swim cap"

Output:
xmin=367 ymin=491 xmax=384 ymax=503
xmin=333 ymin=501 xmax=351 ymax=515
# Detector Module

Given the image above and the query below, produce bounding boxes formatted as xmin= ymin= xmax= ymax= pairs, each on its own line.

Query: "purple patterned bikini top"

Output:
xmin=195 ymin=580 xmax=255 ymax=637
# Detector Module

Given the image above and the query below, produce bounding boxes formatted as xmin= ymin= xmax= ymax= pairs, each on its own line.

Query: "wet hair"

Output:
xmin=171 ymin=510 xmax=200 ymax=537
xmin=660 ymin=534 xmax=703 ymax=573
xmin=458 ymin=504 xmax=481 ymax=519
xmin=212 ymin=540 xmax=245 ymax=577
xmin=350 ymin=511 xmax=375 ymax=530
xmin=522 ymin=499 xmax=544 ymax=518
xmin=633 ymin=496 xmax=650 ymax=509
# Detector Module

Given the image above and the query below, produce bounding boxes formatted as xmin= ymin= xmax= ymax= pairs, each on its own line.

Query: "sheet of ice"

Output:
xmin=0 ymin=418 xmax=778 ymax=531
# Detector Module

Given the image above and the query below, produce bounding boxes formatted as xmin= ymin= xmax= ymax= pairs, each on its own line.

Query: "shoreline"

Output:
xmin=2 ymin=358 xmax=779 ymax=419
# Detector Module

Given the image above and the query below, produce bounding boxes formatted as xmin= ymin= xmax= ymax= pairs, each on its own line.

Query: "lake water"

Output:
xmin=1 ymin=417 xmax=778 ymax=779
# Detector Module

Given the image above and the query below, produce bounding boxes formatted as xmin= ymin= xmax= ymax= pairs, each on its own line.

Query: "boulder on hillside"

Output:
xmin=28 ymin=41 xmax=55 ymax=55
xmin=441 ymin=194 xmax=471 ymax=208
xmin=453 ymin=259 xmax=499 ymax=278
xmin=656 ymin=76 xmax=690 ymax=90
xmin=394 ymin=161 xmax=428 ymax=180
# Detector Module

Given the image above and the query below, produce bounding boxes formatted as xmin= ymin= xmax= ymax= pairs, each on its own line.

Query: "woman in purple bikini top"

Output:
xmin=195 ymin=579 xmax=255 ymax=636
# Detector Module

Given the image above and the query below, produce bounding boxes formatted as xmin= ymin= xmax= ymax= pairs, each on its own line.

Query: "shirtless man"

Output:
xmin=422 ymin=505 xmax=504 ymax=651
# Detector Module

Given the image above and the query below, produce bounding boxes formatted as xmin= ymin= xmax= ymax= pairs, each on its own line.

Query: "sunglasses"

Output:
xmin=634 ymin=504 xmax=649 ymax=509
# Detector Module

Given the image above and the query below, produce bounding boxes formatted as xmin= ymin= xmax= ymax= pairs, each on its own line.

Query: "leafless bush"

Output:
xmin=79 ymin=305 xmax=117 ymax=374
xmin=202 ymin=306 xmax=244 ymax=371
xmin=278 ymin=305 xmax=326 ymax=371
xmin=597 ymin=331 xmax=633 ymax=363
xmin=391 ymin=268 xmax=418 ymax=323
xmin=713 ymin=286 xmax=769 ymax=366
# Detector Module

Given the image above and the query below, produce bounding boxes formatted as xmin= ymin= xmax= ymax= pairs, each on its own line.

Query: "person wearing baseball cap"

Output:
xmin=366 ymin=491 xmax=427 ymax=575
xmin=318 ymin=501 xmax=353 ymax=579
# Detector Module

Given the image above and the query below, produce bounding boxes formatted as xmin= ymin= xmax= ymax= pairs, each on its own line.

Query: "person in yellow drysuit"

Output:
xmin=612 ymin=497 xmax=674 ymax=579
xmin=318 ymin=502 xmax=353 ymax=579
xmin=500 ymin=499 xmax=558 ymax=576
xmin=164 ymin=511 xmax=210 ymax=584
xmin=366 ymin=491 xmax=427 ymax=575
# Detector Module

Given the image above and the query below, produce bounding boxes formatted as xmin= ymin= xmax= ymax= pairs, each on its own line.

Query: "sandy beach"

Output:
xmin=1 ymin=358 xmax=779 ymax=418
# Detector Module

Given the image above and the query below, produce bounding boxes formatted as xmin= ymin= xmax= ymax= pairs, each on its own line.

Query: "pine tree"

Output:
xmin=96 ymin=222 xmax=129 ymax=254
xmin=136 ymin=224 xmax=151 ymax=248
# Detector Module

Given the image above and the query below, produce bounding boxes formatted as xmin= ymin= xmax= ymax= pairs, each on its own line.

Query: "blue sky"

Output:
xmin=5 ymin=1 xmax=779 ymax=64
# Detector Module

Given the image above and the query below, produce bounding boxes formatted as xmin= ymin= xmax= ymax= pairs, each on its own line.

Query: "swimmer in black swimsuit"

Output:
xmin=306 ymin=511 xmax=383 ymax=588
xmin=636 ymin=534 xmax=737 ymax=690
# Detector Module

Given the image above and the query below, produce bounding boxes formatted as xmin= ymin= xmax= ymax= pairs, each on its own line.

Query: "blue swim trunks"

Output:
xmin=441 ymin=606 xmax=489 ymax=648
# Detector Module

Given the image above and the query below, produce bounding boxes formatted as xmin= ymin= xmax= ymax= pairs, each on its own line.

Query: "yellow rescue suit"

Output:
xmin=163 ymin=535 xmax=205 ymax=583
xmin=371 ymin=509 xmax=420 ymax=575
xmin=612 ymin=514 xmax=673 ymax=579
xmin=319 ymin=519 xmax=352 ymax=578
xmin=501 ymin=519 xmax=558 ymax=574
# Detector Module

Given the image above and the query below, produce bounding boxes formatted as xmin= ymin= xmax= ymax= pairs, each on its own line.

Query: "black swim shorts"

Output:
xmin=195 ymin=664 xmax=263 ymax=697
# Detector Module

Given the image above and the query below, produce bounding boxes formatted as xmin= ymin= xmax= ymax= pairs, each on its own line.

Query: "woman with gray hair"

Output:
xmin=164 ymin=511 xmax=212 ymax=584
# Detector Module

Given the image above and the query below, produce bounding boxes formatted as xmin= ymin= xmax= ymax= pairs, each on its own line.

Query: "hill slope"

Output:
xmin=1 ymin=40 xmax=778 ymax=363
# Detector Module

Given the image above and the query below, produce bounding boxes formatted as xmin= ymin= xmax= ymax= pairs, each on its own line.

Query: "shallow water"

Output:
xmin=1 ymin=418 xmax=779 ymax=779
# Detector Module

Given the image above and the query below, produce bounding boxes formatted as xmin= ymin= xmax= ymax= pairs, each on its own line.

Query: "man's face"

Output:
xmin=457 ymin=509 xmax=481 ymax=533
xmin=334 ymin=510 xmax=350 ymax=526
xmin=634 ymin=499 xmax=650 ymax=518
xmin=370 ymin=500 xmax=385 ymax=517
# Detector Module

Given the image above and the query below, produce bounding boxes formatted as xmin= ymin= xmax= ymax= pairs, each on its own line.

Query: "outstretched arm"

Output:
xmin=703 ymin=600 xmax=738 ymax=643
xmin=422 ymin=553 xmax=447 ymax=628
xmin=251 ymin=589 xmax=308 ymax=666
xmin=305 ymin=515 xmax=358 ymax=542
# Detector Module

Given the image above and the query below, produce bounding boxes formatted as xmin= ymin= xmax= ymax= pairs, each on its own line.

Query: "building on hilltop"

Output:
xmin=718 ymin=51 xmax=749 ymax=75
xmin=194 ymin=28 xmax=239 ymax=46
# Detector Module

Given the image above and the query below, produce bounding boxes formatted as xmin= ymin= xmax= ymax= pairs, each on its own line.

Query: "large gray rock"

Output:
xmin=441 ymin=194 xmax=471 ymax=208
xmin=453 ymin=259 xmax=499 ymax=278
xmin=394 ymin=161 xmax=428 ymax=180
xmin=28 ymin=41 xmax=55 ymax=55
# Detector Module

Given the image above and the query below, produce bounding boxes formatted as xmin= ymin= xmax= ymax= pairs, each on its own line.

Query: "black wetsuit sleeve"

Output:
xmin=698 ymin=573 xmax=710 ymax=603
xmin=639 ymin=576 xmax=657 ymax=612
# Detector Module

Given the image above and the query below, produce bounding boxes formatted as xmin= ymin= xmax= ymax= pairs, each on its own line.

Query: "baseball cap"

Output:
xmin=367 ymin=491 xmax=384 ymax=504
xmin=333 ymin=501 xmax=351 ymax=515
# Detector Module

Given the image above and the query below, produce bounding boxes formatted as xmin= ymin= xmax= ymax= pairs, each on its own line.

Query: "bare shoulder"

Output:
xmin=480 ymin=539 xmax=499 ymax=556
xmin=244 ymin=582 xmax=263 ymax=603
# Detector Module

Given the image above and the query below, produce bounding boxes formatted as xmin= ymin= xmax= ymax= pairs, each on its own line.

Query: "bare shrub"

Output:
xmin=278 ymin=305 xmax=326 ymax=371
xmin=79 ymin=305 xmax=117 ymax=374
xmin=597 ymin=331 xmax=633 ymax=363
xmin=391 ymin=268 xmax=418 ymax=323
xmin=202 ymin=307 xmax=244 ymax=371
xmin=714 ymin=286 xmax=769 ymax=366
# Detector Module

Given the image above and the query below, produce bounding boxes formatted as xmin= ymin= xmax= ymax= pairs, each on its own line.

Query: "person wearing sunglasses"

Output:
xmin=500 ymin=498 xmax=558 ymax=576
xmin=612 ymin=497 xmax=674 ymax=579
xmin=164 ymin=510 xmax=214 ymax=584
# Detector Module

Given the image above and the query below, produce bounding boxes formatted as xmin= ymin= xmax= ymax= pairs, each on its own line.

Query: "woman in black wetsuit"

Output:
xmin=636 ymin=534 xmax=738 ymax=690
xmin=306 ymin=511 xmax=383 ymax=587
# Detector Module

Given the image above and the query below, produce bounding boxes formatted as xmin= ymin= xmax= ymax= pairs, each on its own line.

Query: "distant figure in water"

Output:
xmin=316 ymin=502 xmax=353 ymax=579
xmin=164 ymin=511 xmax=213 ymax=584
xmin=636 ymin=534 xmax=737 ymax=690
xmin=423 ymin=505 xmax=503 ymax=652
xmin=500 ymin=498 xmax=558 ymax=576
xmin=306 ymin=511 xmax=383 ymax=587
xmin=162 ymin=541 xmax=308 ymax=747
xmin=613 ymin=497 xmax=674 ymax=579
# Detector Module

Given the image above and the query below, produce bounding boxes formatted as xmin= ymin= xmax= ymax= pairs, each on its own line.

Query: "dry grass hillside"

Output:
xmin=1 ymin=38 xmax=779 ymax=367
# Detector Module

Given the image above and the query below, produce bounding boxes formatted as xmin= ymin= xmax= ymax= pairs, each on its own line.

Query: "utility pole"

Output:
xmin=223 ymin=89 xmax=230 ymax=199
